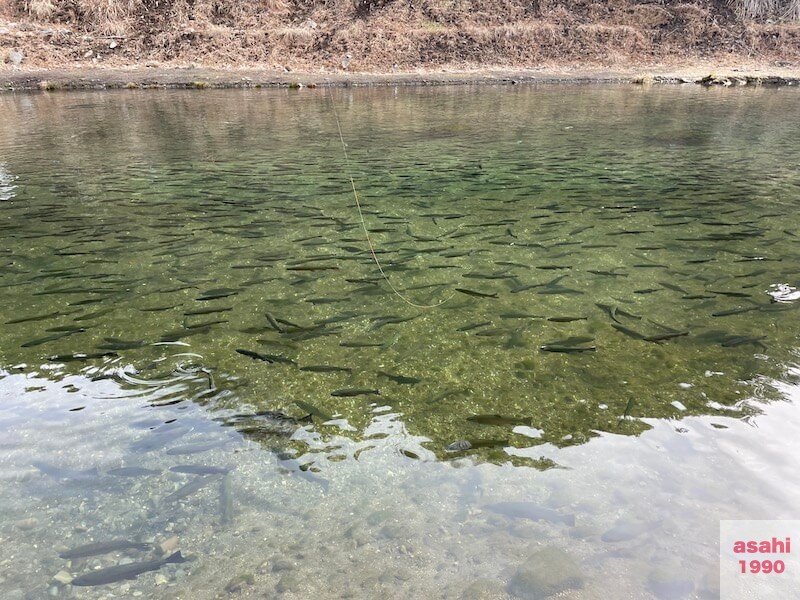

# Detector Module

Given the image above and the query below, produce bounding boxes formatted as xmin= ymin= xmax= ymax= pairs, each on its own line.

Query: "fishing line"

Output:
xmin=328 ymin=88 xmax=453 ymax=309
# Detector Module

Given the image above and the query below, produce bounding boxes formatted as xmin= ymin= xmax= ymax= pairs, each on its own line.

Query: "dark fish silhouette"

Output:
xmin=71 ymin=551 xmax=187 ymax=586
xmin=455 ymin=288 xmax=498 ymax=298
xmin=467 ymin=414 xmax=532 ymax=427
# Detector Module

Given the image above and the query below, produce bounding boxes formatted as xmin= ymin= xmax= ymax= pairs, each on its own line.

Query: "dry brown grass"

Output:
xmin=1 ymin=0 xmax=799 ymax=69
xmin=28 ymin=0 xmax=56 ymax=19
xmin=732 ymin=0 xmax=800 ymax=20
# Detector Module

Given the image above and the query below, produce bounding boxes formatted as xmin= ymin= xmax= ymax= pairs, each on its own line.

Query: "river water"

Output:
xmin=0 ymin=84 xmax=799 ymax=599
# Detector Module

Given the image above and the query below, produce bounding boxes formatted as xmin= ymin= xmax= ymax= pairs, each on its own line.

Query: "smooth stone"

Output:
xmin=272 ymin=558 xmax=295 ymax=572
xmin=51 ymin=570 xmax=73 ymax=585
xmin=379 ymin=523 xmax=409 ymax=540
xmin=14 ymin=518 xmax=38 ymax=530
xmin=159 ymin=535 xmax=179 ymax=554
xmin=5 ymin=50 xmax=23 ymax=65
xmin=224 ymin=573 xmax=254 ymax=593
xmin=345 ymin=524 xmax=372 ymax=547
xmin=508 ymin=547 xmax=584 ymax=599
xmin=276 ymin=573 xmax=301 ymax=593
xmin=461 ymin=578 xmax=507 ymax=599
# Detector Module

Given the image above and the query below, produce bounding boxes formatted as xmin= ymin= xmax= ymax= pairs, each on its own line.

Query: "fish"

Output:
xmin=196 ymin=288 xmax=239 ymax=300
xmin=32 ymin=461 xmax=100 ymax=481
xmin=47 ymin=352 xmax=118 ymax=362
xmin=473 ymin=327 xmax=513 ymax=337
xmin=339 ymin=340 xmax=384 ymax=348
xmin=73 ymin=308 xmax=116 ymax=321
xmin=71 ymin=551 xmax=187 ymax=586
xmin=587 ymin=270 xmax=628 ymax=277
xmin=370 ymin=315 xmax=419 ymax=329
xmin=467 ymin=414 xmax=532 ymax=427
xmin=681 ymin=294 xmax=715 ymax=300
xmin=253 ymin=351 xmax=297 ymax=366
xmin=170 ymin=465 xmax=233 ymax=476
xmin=184 ymin=319 xmax=227 ymax=330
xmin=621 ymin=398 xmax=635 ymax=420
xmin=445 ymin=439 xmax=508 ymax=452
xmin=709 ymin=290 xmax=752 ymax=298
xmin=483 ymin=502 xmax=575 ymax=526
xmin=546 ymin=316 xmax=587 ymax=322
xmin=59 ymin=539 xmax=155 ymax=559
xmin=107 ymin=467 xmax=160 ymax=477
xmin=21 ymin=332 xmax=76 ymax=347
xmin=235 ymin=348 xmax=276 ymax=363
xmin=6 ymin=311 xmax=70 ymax=324
xmin=183 ymin=307 xmax=233 ymax=316
xmin=455 ymin=288 xmax=498 ymax=299
xmin=294 ymin=400 xmax=333 ymax=422
xmin=457 ymin=321 xmax=492 ymax=332
xmin=331 ymin=388 xmax=380 ymax=397
xmin=720 ymin=335 xmax=767 ymax=349
xmin=299 ymin=365 xmax=352 ymax=374
xmin=658 ymin=281 xmax=689 ymax=296
xmin=163 ymin=474 xmax=222 ymax=503
xmin=285 ymin=264 xmax=339 ymax=271
xmin=610 ymin=323 xmax=646 ymax=340
xmin=537 ymin=286 xmax=584 ymax=295
xmin=711 ymin=306 xmax=760 ymax=317
xmin=139 ymin=305 xmax=179 ymax=312
xmin=263 ymin=312 xmax=285 ymax=333
xmin=642 ymin=331 xmax=689 ymax=342
xmin=129 ymin=425 xmax=191 ymax=453
xmin=219 ymin=473 xmax=234 ymax=526
xmin=540 ymin=344 xmax=597 ymax=353
xmin=544 ymin=336 xmax=595 ymax=346
xmin=377 ymin=371 xmax=422 ymax=385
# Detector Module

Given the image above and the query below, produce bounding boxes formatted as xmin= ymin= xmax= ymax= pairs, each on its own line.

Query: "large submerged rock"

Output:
xmin=508 ymin=546 xmax=584 ymax=599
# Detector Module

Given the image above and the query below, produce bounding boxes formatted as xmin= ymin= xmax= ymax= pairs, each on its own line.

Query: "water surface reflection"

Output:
xmin=0 ymin=85 xmax=799 ymax=598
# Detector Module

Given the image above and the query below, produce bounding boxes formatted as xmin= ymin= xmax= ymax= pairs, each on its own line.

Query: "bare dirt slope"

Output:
xmin=1 ymin=0 xmax=798 ymax=81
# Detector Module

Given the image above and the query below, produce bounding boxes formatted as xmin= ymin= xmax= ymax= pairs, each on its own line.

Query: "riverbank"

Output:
xmin=2 ymin=61 xmax=799 ymax=92
xmin=2 ymin=0 xmax=800 ymax=91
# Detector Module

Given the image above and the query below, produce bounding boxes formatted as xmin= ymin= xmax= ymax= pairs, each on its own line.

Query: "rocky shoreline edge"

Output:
xmin=2 ymin=66 xmax=799 ymax=92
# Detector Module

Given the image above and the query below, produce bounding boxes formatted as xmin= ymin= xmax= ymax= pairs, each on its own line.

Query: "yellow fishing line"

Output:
xmin=328 ymin=89 xmax=454 ymax=309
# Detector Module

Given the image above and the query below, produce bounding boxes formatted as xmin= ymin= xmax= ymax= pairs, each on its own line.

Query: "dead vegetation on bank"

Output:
xmin=1 ymin=0 xmax=799 ymax=69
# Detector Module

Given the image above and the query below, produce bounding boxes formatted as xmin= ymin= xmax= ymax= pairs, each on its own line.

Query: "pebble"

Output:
xmin=224 ymin=573 xmax=254 ymax=593
xmin=159 ymin=535 xmax=179 ymax=554
xmin=461 ymin=579 xmax=506 ymax=600
xmin=13 ymin=518 xmax=38 ymax=530
xmin=154 ymin=574 xmax=167 ymax=586
xmin=276 ymin=573 xmax=301 ymax=593
xmin=5 ymin=50 xmax=23 ymax=65
xmin=507 ymin=547 xmax=584 ymax=599
xmin=51 ymin=571 xmax=73 ymax=585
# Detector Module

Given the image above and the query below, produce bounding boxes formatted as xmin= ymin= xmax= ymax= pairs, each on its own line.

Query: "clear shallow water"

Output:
xmin=0 ymin=85 xmax=799 ymax=599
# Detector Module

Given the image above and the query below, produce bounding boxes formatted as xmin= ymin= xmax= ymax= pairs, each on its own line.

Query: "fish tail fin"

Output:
xmin=166 ymin=551 xmax=187 ymax=564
